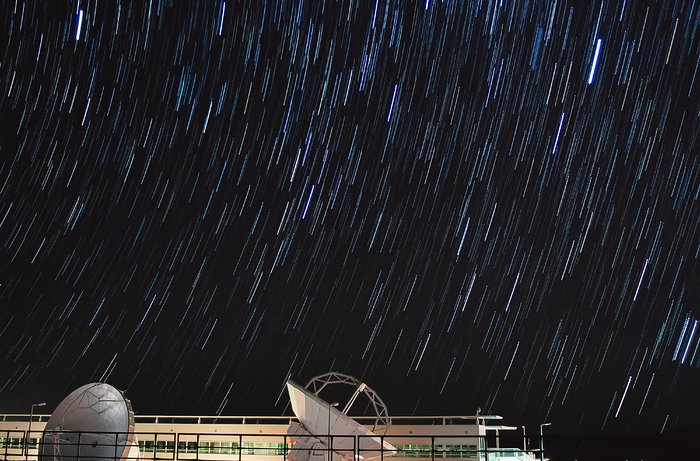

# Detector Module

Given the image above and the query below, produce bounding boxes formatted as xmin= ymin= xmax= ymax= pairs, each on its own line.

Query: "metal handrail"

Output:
xmin=0 ymin=414 xmax=501 ymax=425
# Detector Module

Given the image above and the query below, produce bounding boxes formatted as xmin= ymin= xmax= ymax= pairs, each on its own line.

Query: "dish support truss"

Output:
xmin=305 ymin=372 xmax=390 ymax=433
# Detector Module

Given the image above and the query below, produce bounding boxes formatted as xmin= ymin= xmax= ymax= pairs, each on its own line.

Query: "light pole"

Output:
xmin=539 ymin=422 xmax=551 ymax=461
xmin=26 ymin=402 xmax=46 ymax=461
xmin=328 ymin=402 xmax=339 ymax=461
xmin=522 ymin=426 xmax=526 ymax=453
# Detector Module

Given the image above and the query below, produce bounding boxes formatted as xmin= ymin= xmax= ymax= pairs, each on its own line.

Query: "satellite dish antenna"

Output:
xmin=40 ymin=383 xmax=140 ymax=461
xmin=286 ymin=374 xmax=396 ymax=461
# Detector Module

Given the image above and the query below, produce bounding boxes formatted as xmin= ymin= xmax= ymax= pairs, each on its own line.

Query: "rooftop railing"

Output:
xmin=0 ymin=430 xmax=539 ymax=461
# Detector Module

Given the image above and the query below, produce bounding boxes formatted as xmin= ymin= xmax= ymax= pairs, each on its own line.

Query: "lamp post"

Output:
xmin=328 ymin=402 xmax=339 ymax=461
xmin=539 ymin=423 xmax=551 ymax=461
xmin=26 ymin=402 xmax=46 ymax=461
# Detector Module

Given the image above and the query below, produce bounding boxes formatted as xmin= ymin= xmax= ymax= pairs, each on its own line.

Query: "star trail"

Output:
xmin=1 ymin=0 xmax=699 ymax=438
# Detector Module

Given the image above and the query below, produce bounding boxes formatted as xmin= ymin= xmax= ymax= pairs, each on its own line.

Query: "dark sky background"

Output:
xmin=0 ymin=0 xmax=699 ymax=438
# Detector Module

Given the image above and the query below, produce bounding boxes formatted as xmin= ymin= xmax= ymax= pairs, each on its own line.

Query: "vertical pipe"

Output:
xmin=25 ymin=408 xmax=33 ymax=461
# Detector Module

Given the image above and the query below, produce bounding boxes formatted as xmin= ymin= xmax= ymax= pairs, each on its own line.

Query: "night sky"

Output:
xmin=1 ymin=0 xmax=699 ymax=438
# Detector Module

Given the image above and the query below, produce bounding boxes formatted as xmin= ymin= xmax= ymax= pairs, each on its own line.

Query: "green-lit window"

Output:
xmin=244 ymin=442 xmax=286 ymax=455
xmin=176 ymin=441 xmax=200 ymax=453
xmin=175 ymin=441 xmax=239 ymax=454
xmin=395 ymin=444 xmax=432 ymax=458
xmin=139 ymin=441 xmax=154 ymax=452
xmin=438 ymin=444 xmax=478 ymax=458
xmin=218 ymin=442 xmax=238 ymax=454
xmin=154 ymin=441 xmax=175 ymax=453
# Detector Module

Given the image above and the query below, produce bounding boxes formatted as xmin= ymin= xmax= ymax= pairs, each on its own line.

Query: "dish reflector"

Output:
xmin=287 ymin=380 xmax=395 ymax=461
xmin=41 ymin=382 xmax=139 ymax=461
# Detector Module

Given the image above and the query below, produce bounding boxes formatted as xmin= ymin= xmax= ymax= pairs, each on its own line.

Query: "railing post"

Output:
xmin=175 ymin=432 xmax=179 ymax=461
xmin=431 ymin=436 xmax=435 ymax=461
xmin=354 ymin=435 xmax=358 ymax=461
xmin=238 ymin=434 xmax=242 ymax=461
xmin=4 ymin=430 xmax=9 ymax=460
xmin=196 ymin=433 xmax=200 ymax=461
